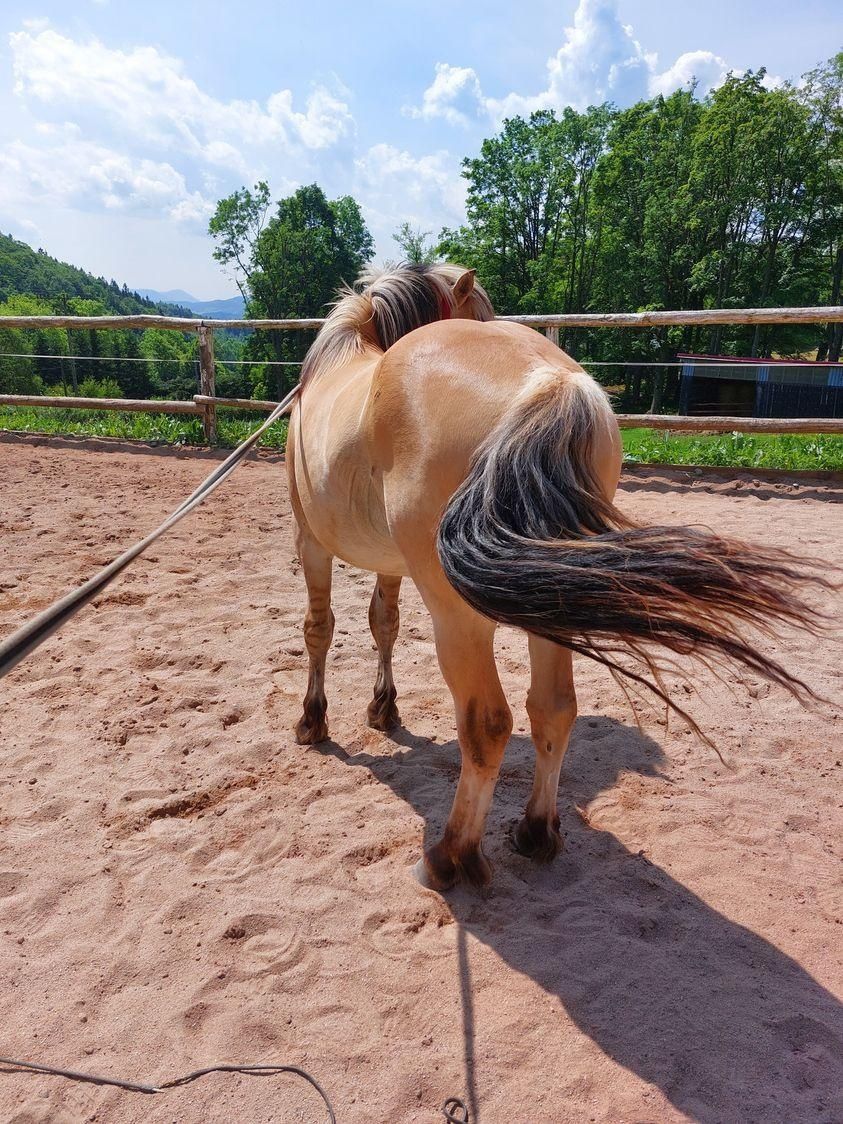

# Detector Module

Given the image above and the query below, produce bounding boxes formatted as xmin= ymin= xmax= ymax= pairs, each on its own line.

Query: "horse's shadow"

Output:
xmin=316 ymin=718 xmax=843 ymax=1123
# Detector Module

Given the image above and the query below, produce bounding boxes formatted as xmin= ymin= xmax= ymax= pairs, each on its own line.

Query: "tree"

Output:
xmin=592 ymin=90 xmax=703 ymax=409
xmin=140 ymin=328 xmax=197 ymax=399
xmin=209 ymin=183 xmax=374 ymax=396
xmin=800 ymin=53 xmax=843 ymax=361
xmin=208 ymin=181 xmax=271 ymax=302
xmin=393 ymin=223 xmax=437 ymax=264
xmin=440 ymin=107 xmax=613 ymax=319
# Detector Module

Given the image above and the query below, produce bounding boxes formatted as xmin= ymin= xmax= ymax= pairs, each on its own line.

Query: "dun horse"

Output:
xmin=287 ymin=263 xmax=825 ymax=890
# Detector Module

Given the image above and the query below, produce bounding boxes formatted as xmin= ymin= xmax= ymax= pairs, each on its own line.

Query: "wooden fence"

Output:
xmin=1 ymin=306 xmax=842 ymax=444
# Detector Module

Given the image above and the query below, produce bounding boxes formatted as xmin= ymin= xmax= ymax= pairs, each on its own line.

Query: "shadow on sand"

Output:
xmin=316 ymin=717 xmax=843 ymax=1123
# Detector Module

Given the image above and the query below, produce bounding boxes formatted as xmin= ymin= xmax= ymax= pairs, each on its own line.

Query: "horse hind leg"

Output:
xmin=367 ymin=574 xmax=401 ymax=730
xmin=294 ymin=529 xmax=334 ymax=745
xmin=513 ymin=636 xmax=577 ymax=862
xmin=413 ymin=577 xmax=512 ymax=890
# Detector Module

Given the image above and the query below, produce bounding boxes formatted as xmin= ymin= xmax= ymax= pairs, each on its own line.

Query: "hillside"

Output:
xmin=0 ymin=233 xmax=193 ymax=317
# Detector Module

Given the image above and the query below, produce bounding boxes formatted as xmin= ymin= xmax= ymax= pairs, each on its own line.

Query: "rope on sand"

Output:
xmin=0 ymin=1057 xmax=336 ymax=1119
xmin=0 ymin=1055 xmax=471 ymax=1120
xmin=443 ymin=1095 xmax=470 ymax=1121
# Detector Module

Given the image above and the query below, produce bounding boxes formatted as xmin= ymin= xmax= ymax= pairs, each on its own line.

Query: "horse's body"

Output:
xmin=288 ymin=264 xmax=823 ymax=890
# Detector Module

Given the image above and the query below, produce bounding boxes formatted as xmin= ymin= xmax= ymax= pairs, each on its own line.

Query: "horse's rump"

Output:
xmin=436 ymin=367 xmax=833 ymax=736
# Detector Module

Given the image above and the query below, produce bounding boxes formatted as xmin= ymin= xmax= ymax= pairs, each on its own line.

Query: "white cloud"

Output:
xmin=649 ymin=51 xmax=730 ymax=98
xmin=407 ymin=0 xmax=739 ymax=127
xmin=354 ymin=144 xmax=466 ymax=249
xmin=4 ymin=23 xmax=356 ymax=233
xmin=0 ymin=138 xmax=213 ymax=228
xmin=10 ymin=26 xmax=354 ymax=156
xmin=403 ymin=63 xmax=484 ymax=127
xmin=489 ymin=0 xmax=655 ymax=119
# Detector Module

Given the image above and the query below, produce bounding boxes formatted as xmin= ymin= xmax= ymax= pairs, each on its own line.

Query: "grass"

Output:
xmin=621 ymin=428 xmax=843 ymax=471
xmin=1 ymin=405 xmax=841 ymax=471
xmin=0 ymin=405 xmax=288 ymax=449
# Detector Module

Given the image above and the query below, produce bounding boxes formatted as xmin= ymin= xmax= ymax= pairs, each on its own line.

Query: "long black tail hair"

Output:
xmin=436 ymin=367 xmax=833 ymax=733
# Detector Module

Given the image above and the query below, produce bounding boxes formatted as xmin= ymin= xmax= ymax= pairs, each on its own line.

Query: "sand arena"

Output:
xmin=1 ymin=435 xmax=841 ymax=1123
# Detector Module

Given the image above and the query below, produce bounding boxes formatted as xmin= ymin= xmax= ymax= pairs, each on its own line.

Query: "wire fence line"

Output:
xmin=0 ymin=352 xmax=302 ymax=366
xmin=0 ymin=353 xmax=836 ymax=369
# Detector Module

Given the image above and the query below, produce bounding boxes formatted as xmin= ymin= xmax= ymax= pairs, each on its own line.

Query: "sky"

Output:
xmin=0 ymin=1 xmax=839 ymax=299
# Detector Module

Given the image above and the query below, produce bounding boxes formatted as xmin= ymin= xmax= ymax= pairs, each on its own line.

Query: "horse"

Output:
xmin=286 ymin=262 xmax=826 ymax=891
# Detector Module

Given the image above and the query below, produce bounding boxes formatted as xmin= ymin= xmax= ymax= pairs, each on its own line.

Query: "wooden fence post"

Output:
xmin=197 ymin=324 xmax=217 ymax=445
xmin=545 ymin=327 xmax=560 ymax=348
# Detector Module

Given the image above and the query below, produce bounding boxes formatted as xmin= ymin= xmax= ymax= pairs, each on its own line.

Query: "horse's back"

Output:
xmin=369 ymin=319 xmax=591 ymax=540
xmin=290 ymin=317 xmax=618 ymax=576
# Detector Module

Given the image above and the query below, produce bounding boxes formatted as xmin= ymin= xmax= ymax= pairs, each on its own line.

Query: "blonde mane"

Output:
xmin=300 ymin=263 xmax=495 ymax=385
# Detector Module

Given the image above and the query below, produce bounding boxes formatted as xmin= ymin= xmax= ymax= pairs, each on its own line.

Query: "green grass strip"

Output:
xmin=0 ymin=406 xmax=288 ymax=449
xmin=2 ymin=406 xmax=841 ymax=470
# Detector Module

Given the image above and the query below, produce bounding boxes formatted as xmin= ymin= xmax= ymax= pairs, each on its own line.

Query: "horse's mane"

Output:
xmin=300 ymin=263 xmax=495 ymax=385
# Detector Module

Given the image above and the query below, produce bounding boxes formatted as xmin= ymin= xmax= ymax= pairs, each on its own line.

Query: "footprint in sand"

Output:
xmin=771 ymin=1013 xmax=843 ymax=1058
xmin=96 ymin=590 xmax=148 ymax=608
xmin=214 ymin=913 xmax=319 ymax=995
xmin=361 ymin=904 xmax=454 ymax=960
xmin=341 ymin=841 xmax=391 ymax=875
xmin=0 ymin=870 xmax=25 ymax=897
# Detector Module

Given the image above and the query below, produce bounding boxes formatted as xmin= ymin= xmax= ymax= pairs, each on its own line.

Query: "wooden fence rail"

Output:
xmin=2 ymin=394 xmax=842 ymax=437
xmin=613 ymin=414 xmax=843 ymax=434
xmin=2 ymin=305 xmax=843 ymax=443
xmin=0 ymin=393 xmax=203 ymax=415
xmin=2 ymin=305 xmax=842 ymax=332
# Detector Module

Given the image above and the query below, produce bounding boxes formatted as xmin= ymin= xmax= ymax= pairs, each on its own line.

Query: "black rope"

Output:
xmin=0 ymin=1056 xmax=336 ymax=1120
xmin=443 ymin=1095 xmax=470 ymax=1121
xmin=0 ymin=1055 xmax=471 ymax=1121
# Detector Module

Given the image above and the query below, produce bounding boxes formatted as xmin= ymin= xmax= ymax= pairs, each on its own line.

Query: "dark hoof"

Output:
xmin=366 ymin=693 xmax=400 ymax=731
xmin=512 ymin=814 xmax=562 ymax=863
xmin=417 ymin=841 xmax=492 ymax=892
xmin=294 ymin=713 xmax=329 ymax=745
xmin=295 ymin=694 xmax=328 ymax=745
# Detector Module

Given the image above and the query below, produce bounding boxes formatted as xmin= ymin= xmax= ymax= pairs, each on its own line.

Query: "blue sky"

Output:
xmin=0 ymin=0 xmax=839 ymax=298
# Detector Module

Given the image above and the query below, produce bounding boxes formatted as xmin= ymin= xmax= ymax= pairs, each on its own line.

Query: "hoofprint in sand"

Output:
xmin=1 ymin=436 xmax=841 ymax=1123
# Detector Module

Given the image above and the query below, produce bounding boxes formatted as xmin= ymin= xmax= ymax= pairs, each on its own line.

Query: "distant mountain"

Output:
xmin=138 ymin=288 xmax=246 ymax=319
xmin=0 ymin=233 xmax=194 ymax=318
xmin=136 ymin=287 xmax=197 ymax=303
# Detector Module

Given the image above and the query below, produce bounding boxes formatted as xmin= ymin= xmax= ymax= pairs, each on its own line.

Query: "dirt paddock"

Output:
xmin=1 ymin=435 xmax=841 ymax=1123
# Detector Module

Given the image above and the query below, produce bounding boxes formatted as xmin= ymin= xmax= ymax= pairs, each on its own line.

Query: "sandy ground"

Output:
xmin=1 ymin=434 xmax=841 ymax=1124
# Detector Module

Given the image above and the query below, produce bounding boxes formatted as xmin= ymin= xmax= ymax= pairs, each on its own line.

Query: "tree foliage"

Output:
xmin=209 ymin=182 xmax=374 ymax=395
xmin=440 ymin=53 xmax=843 ymax=408
xmin=392 ymin=223 xmax=437 ymax=264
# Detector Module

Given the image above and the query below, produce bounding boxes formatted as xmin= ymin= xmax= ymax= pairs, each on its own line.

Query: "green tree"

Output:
xmin=208 ymin=181 xmax=271 ymax=302
xmin=392 ymin=222 xmax=437 ymax=264
xmin=0 ymin=295 xmax=44 ymax=394
xmin=592 ymin=90 xmax=703 ymax=408
xmin=800 ymin=53 xmax=843 ymax=361
xmin=440 ymin=107 xmax=613 ymax=321
xmin=209 ymin=183 xmax=374 ymax=396
xmin=140 ymin=328 xmax=197 ymax=399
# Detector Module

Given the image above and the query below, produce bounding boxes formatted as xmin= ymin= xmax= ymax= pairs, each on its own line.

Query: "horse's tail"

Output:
xmin=436 ymin=366 xmax=831 ymax=728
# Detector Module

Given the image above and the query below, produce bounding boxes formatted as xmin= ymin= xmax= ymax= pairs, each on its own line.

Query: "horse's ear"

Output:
xmin=452 ymin=268 xmax=476 ymax=303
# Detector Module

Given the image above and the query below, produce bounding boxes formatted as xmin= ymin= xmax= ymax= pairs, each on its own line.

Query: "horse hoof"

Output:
xmin=411 ymin=857 xmax=441 ymax=890
xmin=413 ymin=849 xmax=458 ymax=893
xmin=416 ymin=843 xmax=492 ymax=891
xmin=512 ymin=815 xmax=563 ymax=863
xmin=366 ymin=689 xmax=399 ymax=731
xmin=366 ymin=701 xmax=400 ymax=731
xmin=459 ymin=847 xmax=493 ymax=888
xmin=294 ymin=716 xmax=329 ymax=745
